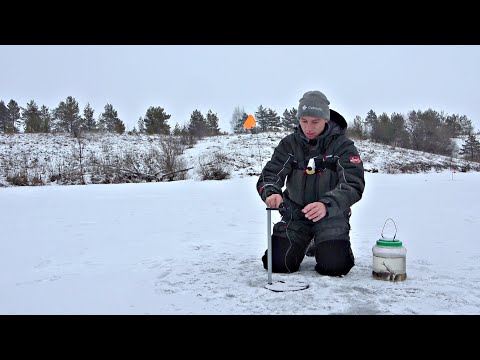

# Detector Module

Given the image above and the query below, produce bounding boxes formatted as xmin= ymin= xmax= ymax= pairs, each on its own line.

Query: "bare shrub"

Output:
xmin=157 ymin=136 xmax=189 ymax=181
xmin=30 ymin=174 xmax=44 ymax=185
xmin=5 ymin=169 xmax=45 ymax=186
xmin=179 ymin=132 xmax=197 ymax=148
xmin=71 ymin=138 xmax=87 ymax=184
xmin=6 ymin=171 xmax=29 ymax=186
xmin=197 ymin=151 xmax=231 ymax=180
xmin=84 ymin=135 xmax=190 ymax=183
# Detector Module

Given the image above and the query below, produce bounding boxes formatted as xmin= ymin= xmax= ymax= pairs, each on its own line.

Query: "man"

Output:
xmin=257 ymin=90 xmax=365 ymax=276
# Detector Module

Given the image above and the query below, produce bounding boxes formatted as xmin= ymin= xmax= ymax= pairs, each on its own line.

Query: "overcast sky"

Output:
xmin=1 ymin=45 xmax=479 ymax=132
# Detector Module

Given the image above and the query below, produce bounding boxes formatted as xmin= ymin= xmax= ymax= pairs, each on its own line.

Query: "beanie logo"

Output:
xmin=303 ymin=105 xmax=324 ymax=111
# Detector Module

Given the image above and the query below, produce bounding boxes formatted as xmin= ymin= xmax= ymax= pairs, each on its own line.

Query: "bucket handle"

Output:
xmin=381 ymin=218 xmax=397 ymax=240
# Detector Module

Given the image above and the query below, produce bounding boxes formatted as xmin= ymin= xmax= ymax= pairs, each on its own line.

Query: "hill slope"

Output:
xmin=0 ymin=132 xmax=479 ymax=187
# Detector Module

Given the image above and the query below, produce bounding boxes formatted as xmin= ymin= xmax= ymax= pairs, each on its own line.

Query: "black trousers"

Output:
xmin=261 ymin=213 xmax=354 ymax=276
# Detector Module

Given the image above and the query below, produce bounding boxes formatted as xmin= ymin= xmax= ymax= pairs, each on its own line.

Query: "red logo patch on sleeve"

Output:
xmin=349 ymin=155 xmax=362 ymax=164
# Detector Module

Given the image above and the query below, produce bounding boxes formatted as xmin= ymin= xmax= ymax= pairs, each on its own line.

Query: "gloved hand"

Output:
xmin=278 ymin=201 xmax=292 ymax=218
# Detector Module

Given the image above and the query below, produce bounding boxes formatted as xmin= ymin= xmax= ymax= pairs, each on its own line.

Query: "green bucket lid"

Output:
xmin=376 ymin=238 xmax=403 ymax=247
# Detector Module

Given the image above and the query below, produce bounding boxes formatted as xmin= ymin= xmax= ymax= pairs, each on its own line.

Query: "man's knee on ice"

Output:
xmin=262 ymin=235 xmax=301 ymax=273
xmin=314 ymin=239 xmax=354 ymax=276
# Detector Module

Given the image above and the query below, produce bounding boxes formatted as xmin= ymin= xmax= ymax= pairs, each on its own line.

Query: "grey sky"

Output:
xmin=1 ymin=45 xmax=480 ymax=132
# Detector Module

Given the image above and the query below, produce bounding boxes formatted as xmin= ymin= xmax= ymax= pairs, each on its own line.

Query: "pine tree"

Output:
xmin=408 ymin=109 xmax=454 ymax=156
xmin=22 ymin=100 xmax=42 ymax=133
xmin=373 ymin=112 xmax=391 ymax=144
xmin=458 ymin=115 xmax=474 ymax=136
xmin=40 ymin=106 xmax=53 ymax=133
xmin=172 ymin=123 xmax=182 ymax=136
xmin=0 ymin=100 xmax=8 ymax=133
xmin=364 ymin=110 xmax=377 ymax=138
xmin=445 ymin=114 xmax=462 ymax=137
xmin=459 ymin=134 xmax=480 ymax=161
xmin=82 ymin=103 xmax=97 ymax=132
xmin=98 ymin=103 xmax=124 ymax=133
xmin=142 ymin=106 xmax=171 ymax=135
xmin=281 ymin=107 xmax=297 ymax=131
xmin=206 ymin=110 xmax=220 ymax=136
xmin=266 ymin=108 xmax=280 ymax=132
xmin=6 ymin=99 xmax=21 ymax=133
xmin=255 ymin=105 xmax=268 ymax=132
xmin=53 ymin=96 xmax=82 ymax=135
xmin=188 ymin=110 xmax=208 ymax=138
xmin=114 ymin=119 xmax=126 ymax=134
xmin=390 ymin=112 xmax=409 ymax=148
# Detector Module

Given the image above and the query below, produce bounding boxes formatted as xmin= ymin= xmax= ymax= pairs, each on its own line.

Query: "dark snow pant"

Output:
xmin=261 ymin=210 xmax=354 ymax=277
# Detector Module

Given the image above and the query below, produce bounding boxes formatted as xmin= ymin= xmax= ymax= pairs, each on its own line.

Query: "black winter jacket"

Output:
xmin=256 ymin=109 xmax=365 ymax=219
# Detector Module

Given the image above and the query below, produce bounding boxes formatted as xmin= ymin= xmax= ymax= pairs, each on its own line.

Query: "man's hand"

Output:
xmin=302 ymin=202 xmax=327 ymax=222
xmin=266 ymin=194 xmax=283 ymax=208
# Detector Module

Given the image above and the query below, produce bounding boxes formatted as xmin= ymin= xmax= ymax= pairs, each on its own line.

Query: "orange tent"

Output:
xmin=243 ymin=114 xmax=256 ymax=129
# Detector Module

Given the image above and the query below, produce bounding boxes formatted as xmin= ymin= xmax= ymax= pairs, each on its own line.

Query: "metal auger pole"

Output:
xmin=267 ymin=208 xmax=272 ymax=285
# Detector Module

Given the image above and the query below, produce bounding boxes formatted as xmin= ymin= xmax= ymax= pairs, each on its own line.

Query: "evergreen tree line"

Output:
xmin=1 ymin=97 xmax=479 ymax=161
xmin=230 ymin=105 xmax=297 ymax=134
xmin=0 ymin=97 xmax=222 ymax=139
xmin=231 ymin=105 xmax=480 ymax=161
xmin=0 ymin=97 xmax=126 ymax=136
xmin=348 ymin=109 xmax=479 ymax=160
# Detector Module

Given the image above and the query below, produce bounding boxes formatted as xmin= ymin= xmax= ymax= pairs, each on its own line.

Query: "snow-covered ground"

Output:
xmin=1 ymin=132 xmax=480 ymax=314
xmin=1 ymin=172 xmax=479 ymax=314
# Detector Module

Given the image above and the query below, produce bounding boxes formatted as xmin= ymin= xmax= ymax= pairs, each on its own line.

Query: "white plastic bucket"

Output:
xmin=372 ymin=219 xmax=407 ymax=281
